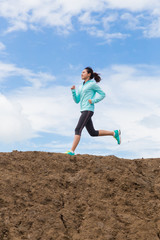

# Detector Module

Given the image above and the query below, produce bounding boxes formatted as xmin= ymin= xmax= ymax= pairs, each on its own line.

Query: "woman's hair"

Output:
xmin=85 ymin=67 xmax=101 ymax=83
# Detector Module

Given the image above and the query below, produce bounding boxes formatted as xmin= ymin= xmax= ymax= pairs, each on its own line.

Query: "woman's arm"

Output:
xmin=71 ymin=85 xmax=80 ymax=103
xmin=91 ymin=84 xmax=106 ymax=104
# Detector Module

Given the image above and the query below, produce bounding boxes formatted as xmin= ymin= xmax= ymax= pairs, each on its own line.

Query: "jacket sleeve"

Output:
xmin=71 ymin=87 xmax=80 ymax=104
xmin=91 ymin=84 xmax=106 ymax=104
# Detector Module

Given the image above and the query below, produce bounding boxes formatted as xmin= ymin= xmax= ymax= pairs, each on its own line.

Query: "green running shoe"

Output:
xmin=65 ymin=150 xmax=75 ymax=156
xmin=114 ymin=130 xmax=121 ymax=145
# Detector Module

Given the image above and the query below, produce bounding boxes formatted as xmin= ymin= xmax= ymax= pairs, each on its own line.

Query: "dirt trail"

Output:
xmin=0 ymin=151 xmax=160 ymax=240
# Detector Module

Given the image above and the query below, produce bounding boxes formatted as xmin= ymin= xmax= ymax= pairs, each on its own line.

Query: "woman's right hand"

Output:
xmin=71 ymin=85 xmax=75 ymax=90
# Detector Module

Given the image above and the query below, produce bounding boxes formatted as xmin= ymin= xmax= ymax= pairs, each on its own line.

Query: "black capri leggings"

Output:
xmin=75 ymin=111 xmax=99 ymax=136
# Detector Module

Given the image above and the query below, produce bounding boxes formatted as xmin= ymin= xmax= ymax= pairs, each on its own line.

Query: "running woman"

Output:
xmin=65 ymin=67 xmax=121 ymax=155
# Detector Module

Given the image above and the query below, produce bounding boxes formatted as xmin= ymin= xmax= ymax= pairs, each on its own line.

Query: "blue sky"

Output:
xmin=0 ymin=0 xmax=160 ymax=158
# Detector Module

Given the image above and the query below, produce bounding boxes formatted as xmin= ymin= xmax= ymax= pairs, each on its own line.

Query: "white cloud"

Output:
xmin=0 ymin=61 xmax=160 ymax=158
xmin=143 ymin=15 xmax=160 ymax=38
xmin=0 ymin=62 xmax=56 ymax=143
xmin=17 ymin=64 xmax=160 ymax=159
xmin=97 ymin=64 xmax=160 ymax=158
xmin=140 ymin=114 xmax=160 ymax=128
xmin=0 ymin=61 xmax=79 ymax=143
xmin=121 ymin=11 xmax=160 ymax=38
xmin=6 ymin=21 xmax=28 ymax=33
xmin=0 ymin=0 xmax=160 ymax=39
xmin=102 ymin=13 xmax=118 ymax=31
xmin=78 ymin=12 xmax=99 ymax=25
xmin=0 ymin=61 xmax=55 ymax=88
xmin=121 ymin=13 xmax=145 ymax=30
xmin=105 ymin=0 xmax=160 ymax=12
xmin=0 ymin=42 xmax=6 ymax=51
xmin=11 ymin=86 xmax=78 ymax=136
xmin=82 ymin=26 xmax=129 ymax=43
xmin=0 ymin=94 xmax=34 ymax=143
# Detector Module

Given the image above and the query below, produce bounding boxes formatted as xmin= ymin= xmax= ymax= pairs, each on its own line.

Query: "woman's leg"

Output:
xmin=70 ymin=111 xmax=93 ymax=152
xmin=71 ymin=135 xmax=81 ymax=152
xmin=98 ymin=130 xmax=114 ymax=136
xmin=86 ymin=117 xmax=120 ymax=143
xmin=86 ymin=120 xmax=114 ymax=137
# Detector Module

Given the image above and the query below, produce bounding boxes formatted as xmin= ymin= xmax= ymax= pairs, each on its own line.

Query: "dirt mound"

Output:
xmin=0 ymin=151 xmax=160 ymax=240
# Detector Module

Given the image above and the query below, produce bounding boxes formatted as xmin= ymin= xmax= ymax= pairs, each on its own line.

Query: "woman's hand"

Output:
xmin=88 ymin=99 xmax=92 ymax=104
xmin=71 ymin=85 xmax=75 ymax=90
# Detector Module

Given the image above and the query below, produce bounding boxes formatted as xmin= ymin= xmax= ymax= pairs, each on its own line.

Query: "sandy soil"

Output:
xmin=0 ymin=151 xmax=160 ymax=240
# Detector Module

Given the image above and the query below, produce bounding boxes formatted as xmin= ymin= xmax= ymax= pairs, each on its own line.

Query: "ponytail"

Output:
xmin=93 ymin=72 xmax=101 ymax=83
xmin=85 ymin=67 xmax=101 ymax=83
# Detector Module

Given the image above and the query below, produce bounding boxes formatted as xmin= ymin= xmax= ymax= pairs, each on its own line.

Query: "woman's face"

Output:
xmin=81 ymin=69 xmax=91 ymax=80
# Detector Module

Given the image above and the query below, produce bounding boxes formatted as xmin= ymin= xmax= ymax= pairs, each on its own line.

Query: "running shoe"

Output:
xmin=65 ymin=150 xmax=75 ymax=156
xmin=114 ymin=130 xmax=121 ymax=145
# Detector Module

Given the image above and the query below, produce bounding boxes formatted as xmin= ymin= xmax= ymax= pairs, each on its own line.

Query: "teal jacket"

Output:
xmin=71 ymin=80 xmax=106 ymax=112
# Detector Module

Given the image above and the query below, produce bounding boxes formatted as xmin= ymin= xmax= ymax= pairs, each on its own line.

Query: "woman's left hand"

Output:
xmin=88 ymin=99 xmax=92 ymax=104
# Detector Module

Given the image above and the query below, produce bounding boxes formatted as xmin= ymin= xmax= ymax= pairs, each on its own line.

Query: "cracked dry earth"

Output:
xmin=0 ymin=151 xmax=160 ymax=240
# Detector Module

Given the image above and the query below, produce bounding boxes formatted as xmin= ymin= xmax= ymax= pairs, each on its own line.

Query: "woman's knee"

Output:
xmin=88 ymin=130 xmax=99 ymax=137
xmin=75 ymin=127 xmax=81 ymax=136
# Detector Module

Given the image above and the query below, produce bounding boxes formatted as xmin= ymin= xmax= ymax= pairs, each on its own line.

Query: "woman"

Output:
xmin=65 ymin=67 xmax=121 ymax=155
